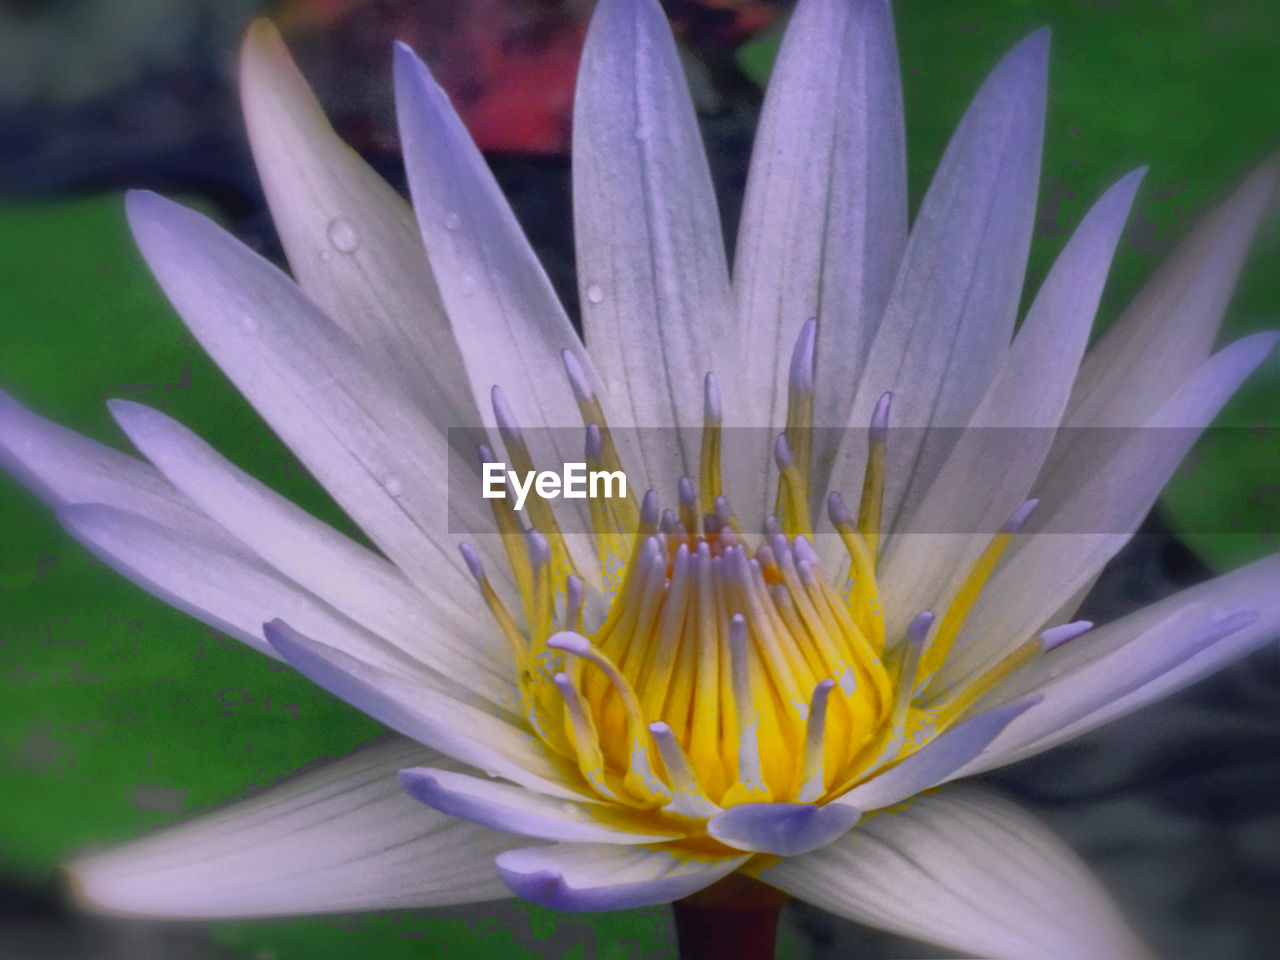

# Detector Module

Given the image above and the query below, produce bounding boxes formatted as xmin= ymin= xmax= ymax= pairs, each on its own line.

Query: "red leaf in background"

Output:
xmin=277 ymin=0 xmax=782 ymax=156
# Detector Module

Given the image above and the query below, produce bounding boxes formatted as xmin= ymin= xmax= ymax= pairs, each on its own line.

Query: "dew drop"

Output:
xmin=241 ymin=314 xmax=259 ymax=333
xmin=585 ymin=283 xmax=605 ymax=305
xmin=443 ymin=211 xmax=462 ymax=231
xmin=384 ymin=475 xmax=404 ymax=497
xmin=633 ymin=123 xmax=650 ymax=142
xmin=326 ymin=217 xmax=359 ymax=254
xmin=460 ymin=273 xmax=478 ymax=296
xmin=484 ymin=768 xmax=500 ymax=779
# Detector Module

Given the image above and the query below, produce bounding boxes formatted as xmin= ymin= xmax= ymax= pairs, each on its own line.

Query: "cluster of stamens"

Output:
xmin=459 ymin=320 xmax=1087 ymax=825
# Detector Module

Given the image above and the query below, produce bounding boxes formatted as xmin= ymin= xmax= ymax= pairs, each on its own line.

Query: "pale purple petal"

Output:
xmin=239 ymin=21 xmax=481 ymax=432
xmin=0 ymin=388 xmax=233 ymax=547
xmin=573 ymin=0 xmax=733 ymax=497
xmin=393 ymin=44 xmax=601 ymax=580
xmin=125 ymin=190 xmax=493 ymax=595
xmin=827 ymin=28 xmax=1049 ymax=554
xmin=832 ymin=697 xmax=1040 ymax=811
xmin=494 ymin=843 xmax=747 ymax=912
xmin=263 ymin=619 xmax=591 ymax=802
xmin=67 ymin=739 xmax=519 ymax=917
xmin=960 ymin=554 xmax=1279 ymax=775
xmin=734 ymin=0 xmax=906 ymax=517
xmin=1065 ymin=157 xmax=1278 ymax=429
xmin=109 ymin=400 xmax=517 ymax=713
xmin=883 ymin=170 xmax=1143 ymax=625
xmin=942 ymin=331 xmax=1277 ymax=684
xmin=760 ymin=787 xmax=1151 ymax=959
xmin=59 ymin=502 xmax=393 ymax=669
xmin=399 ymin=767 xmax=681 ymax=844
xmin=706 ymin=801 xmax=861 ymax=856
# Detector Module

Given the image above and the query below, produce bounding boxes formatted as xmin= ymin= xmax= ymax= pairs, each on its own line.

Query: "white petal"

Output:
xmin=826 ymin=29 xmax=1048 ymax=553
xmin=0 ymin=388 xmax=231 ymax=547
xmin=393 ymin=43 xmax=602 ymax=582
xmin=960 ymin=554 xmax=1279 ymax=775
xmin=1065 ymin=157 xmax=1278 ymax=429
xmin=495 ymin=842 xmax=747 ymax=912
xmin=108 ymin=400 xmax=517 ymax=713
xmin=760 ymin=787 xmax=1151 ymax=960
xmin=399 ymin=767 xmax=682 ymax=844
xmin=942 ymin=331 xmax=1278 ymax=684
xmin=125 ymin=190 xmax=491 ymax=596
xmin=833 ymin=697 xmax=1039 ymax=812
xmin=734 ymin=0 xmax=906 ymax=516
xmin=573 ymin=0 xmax=733 ymax=495
xmin=239 ymin=20 xmax=481 ymax=432
xmin=58 ymin=502 xmax=394 ymax=670
xmin=67 ymin=739 xmax=519 ymax=917
xmin=264 ymin=619 xmax=592 ymax=803
xmin=883 ymin=170 xmax=1143 ymax=625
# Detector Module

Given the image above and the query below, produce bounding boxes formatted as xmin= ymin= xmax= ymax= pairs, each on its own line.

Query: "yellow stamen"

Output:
xmin=548 ymin=631 xmax=670 ymax=806
xmin=916 ymin=499 xmax=1038 ymax=681
xmin=459 ymin=324 xmax=1057 ymax=830
xmin=857 ymin=392 xmax=891 ymax=559
xmin=720 ymin=614 xmax=771 ymax=805
xmin=699 ymin=373 xmax=724 ymax=519
xmin=797 ymin=679 xmax=836 ymax=802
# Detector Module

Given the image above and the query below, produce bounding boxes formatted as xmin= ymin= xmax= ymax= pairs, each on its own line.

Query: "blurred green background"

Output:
xmin=1 ymin=0 xmax=1277 ymax=957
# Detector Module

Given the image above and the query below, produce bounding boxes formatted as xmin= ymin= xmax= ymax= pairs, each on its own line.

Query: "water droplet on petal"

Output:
xmin=634 ymin=123 xmax=650 ymax=142
xmin=241 ymin=314 xmax=259 ymax=333
xmin=384 ymin=475 xmax=404 ymax=497
xmin=443 ymin=211 xmax=462 ymax=231
xmin=460 ymin=273 xmax=477 ymax=296
xmin=585 ymin=283 xmax=604 ymax=305
xmin=484 ymin=768 xmax=500 ymax=779
xmin=326 ymin=217 xmax=359 ymax=254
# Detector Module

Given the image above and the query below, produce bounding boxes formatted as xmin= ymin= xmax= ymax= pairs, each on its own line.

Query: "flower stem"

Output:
xmin=671 ymin=875 xmax=788 ymax=960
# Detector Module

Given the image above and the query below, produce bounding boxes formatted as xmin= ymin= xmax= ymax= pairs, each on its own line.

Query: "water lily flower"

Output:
xmin=2 ymin=0 xmax=1276 ymax=957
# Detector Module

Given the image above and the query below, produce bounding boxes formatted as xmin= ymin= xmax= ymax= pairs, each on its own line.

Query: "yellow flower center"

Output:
xmin=461 ymin=321 xmax=1061 ymax=823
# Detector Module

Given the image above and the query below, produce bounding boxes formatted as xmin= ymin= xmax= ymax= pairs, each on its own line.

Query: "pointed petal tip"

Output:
xmin=56 ymin=862 xmax=130 ymax=919
xmin=494 ymin=860 xmax=571 ymax=910
xmin=1019 ymin=25 xmax=1052 ymax=58
xmin=396 ymin=766 xmax=441 ymax=804
xmin=104 ymin=397 xmax=163 ymax=435
xmin=241 ymin=16 xmax=283 ymax=57
xmin=1112 ymin=165 xmax=1149 ymax=199
xmin=707 ymin=801 xmax=861 ymax=857
xmin=990 ymin=25 xmax=1050 ymax=86
xmin=1210 ymin=607 xmax=1260 ymax=634
xmin=53 ymin=500 xmax=99 ymax=528
xmin=391 ymin=40 xmax=434 ymax=93
xmin=103 ymin=396 xmax=137 ymax=418
xmin=261 ymin=617 xmax=294 ymax=654
xmin=122 ymin=188 xmax=162 ymax=225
